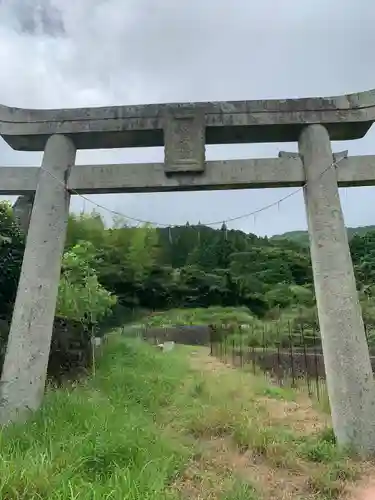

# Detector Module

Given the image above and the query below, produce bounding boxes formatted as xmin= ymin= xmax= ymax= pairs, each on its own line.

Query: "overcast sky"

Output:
xmin=0 ymin=0 xmax=374 ymax=236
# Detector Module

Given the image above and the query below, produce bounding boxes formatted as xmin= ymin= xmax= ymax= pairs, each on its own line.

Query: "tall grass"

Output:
xmin=0 ymin=336 xmax=190 ymax=499
xmin=0 ymin=333 xmax=365 ymax=500
xmin=144 ymin=306 xmax=254 ymax=328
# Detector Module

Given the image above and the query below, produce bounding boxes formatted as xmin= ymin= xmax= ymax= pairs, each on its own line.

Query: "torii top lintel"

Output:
xmin=1 ymin=88 xmax=375 ymax=152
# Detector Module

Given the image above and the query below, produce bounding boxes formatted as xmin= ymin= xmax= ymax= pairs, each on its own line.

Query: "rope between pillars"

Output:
xmin=37 ymin=155 xmax=346 ymax=228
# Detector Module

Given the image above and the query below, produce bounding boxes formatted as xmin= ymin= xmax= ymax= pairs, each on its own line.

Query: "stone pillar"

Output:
xmin=0 ymin=135 xmax=75 ymax=424
xmin=299 ymin=124 xmax=375 ymax=457
xmin=13 ymin=194 xmax=35 ymax=236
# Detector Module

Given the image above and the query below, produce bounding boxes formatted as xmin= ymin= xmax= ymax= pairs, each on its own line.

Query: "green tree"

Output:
xmin=66 ymin=211 xmax=106 ymax=250
xmin=56 ymin=241 xmax=117 ymax=326
xmin=0 ymin=201 xmax=25 ymax=318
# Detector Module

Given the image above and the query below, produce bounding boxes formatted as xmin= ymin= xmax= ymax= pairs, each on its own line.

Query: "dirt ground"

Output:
xmin=185 ymin=347 xmax=375 ymax=500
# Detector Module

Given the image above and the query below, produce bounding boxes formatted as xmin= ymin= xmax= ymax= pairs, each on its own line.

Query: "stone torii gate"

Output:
xmin=1 ymin=89 xmax=375 ymax=456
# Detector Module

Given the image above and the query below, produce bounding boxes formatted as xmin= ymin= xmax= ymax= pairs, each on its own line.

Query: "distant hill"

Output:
xmin=272 ymin=226 xmax=375 ymax=246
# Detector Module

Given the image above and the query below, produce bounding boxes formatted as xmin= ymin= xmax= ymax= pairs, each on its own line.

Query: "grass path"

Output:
xmin=0 ymin=335 xmax=373 ymax=499
xmin=178 ymin=346 xmax=375 ymax=500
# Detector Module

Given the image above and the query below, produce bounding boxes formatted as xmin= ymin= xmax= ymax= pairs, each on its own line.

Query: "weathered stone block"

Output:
xmin=163 ymin=107 xmax=205 ymax=173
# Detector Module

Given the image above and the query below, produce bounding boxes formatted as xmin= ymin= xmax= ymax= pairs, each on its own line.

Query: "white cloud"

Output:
xmin=0 ymin=0 xmax=375 ymax=235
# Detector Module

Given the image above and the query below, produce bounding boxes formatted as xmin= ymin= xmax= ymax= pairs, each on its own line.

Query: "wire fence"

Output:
xmin=209 ymin=322 xmax=375 ymax=403
xmin=137 ymin=319 xmax=375 ymax=403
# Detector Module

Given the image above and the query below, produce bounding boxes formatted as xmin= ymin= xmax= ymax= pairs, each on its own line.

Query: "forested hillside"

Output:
xmin=64 ymin=214 xmax=314 ymax=317
xmin=273 ymin=225 xmax=375 ymax=246
xmin=1 ymin=201 xmax=375 ymax=330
